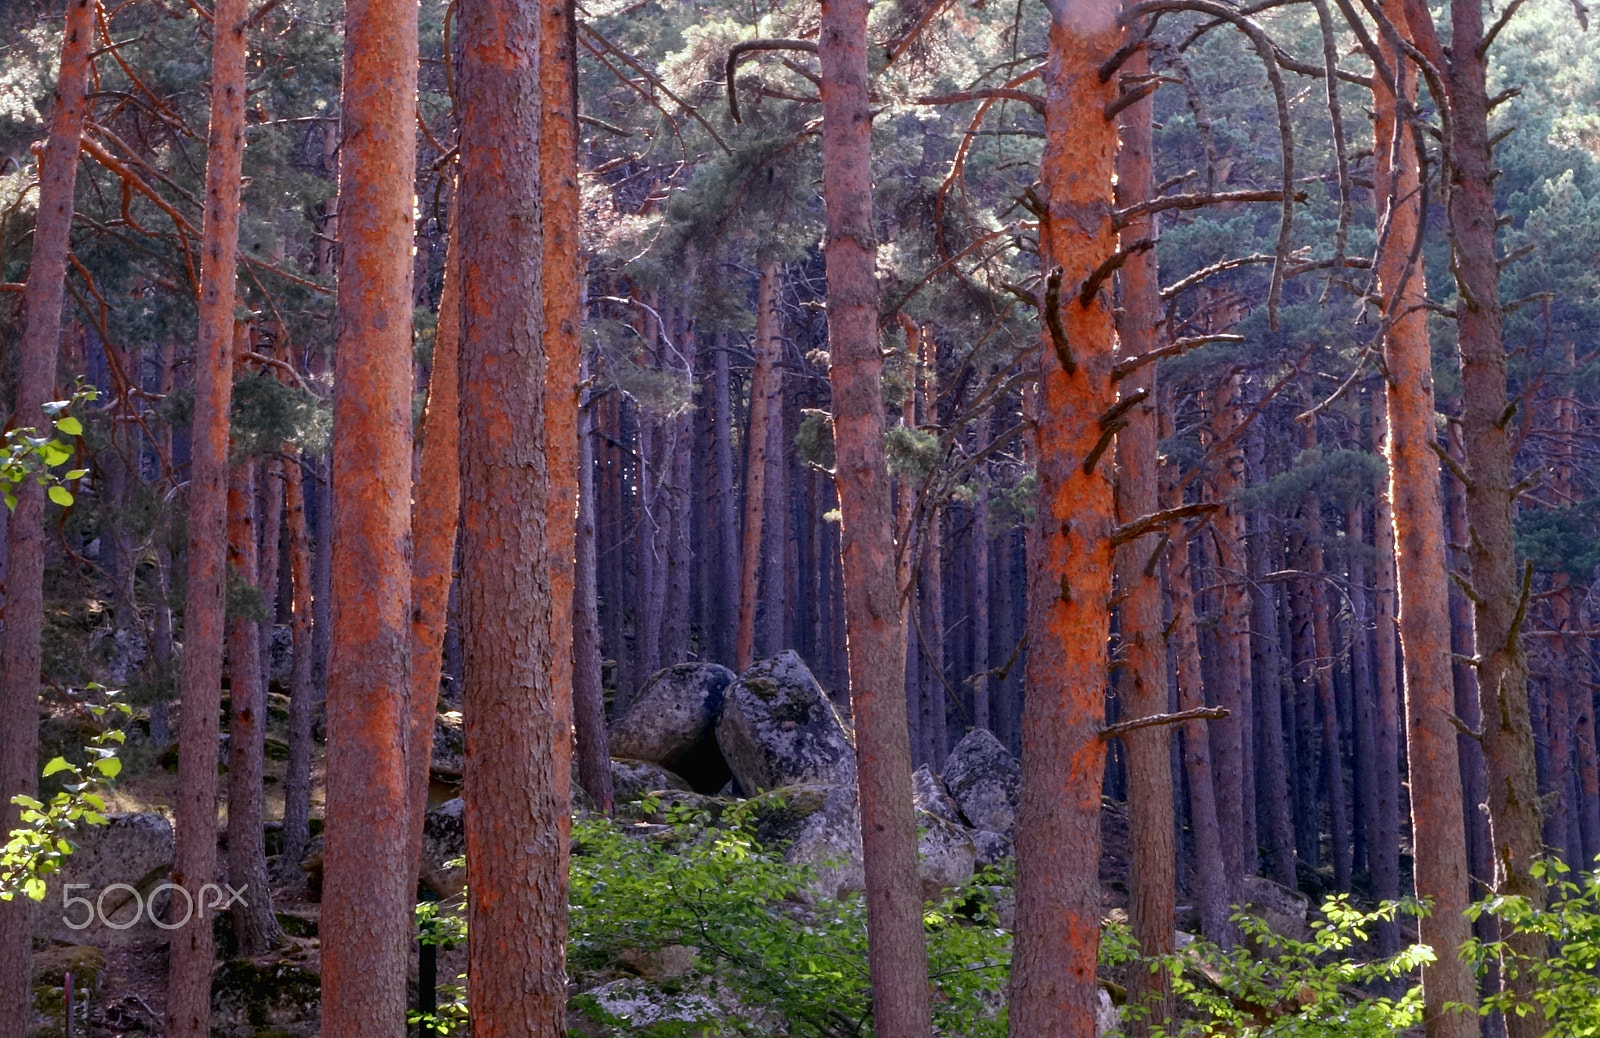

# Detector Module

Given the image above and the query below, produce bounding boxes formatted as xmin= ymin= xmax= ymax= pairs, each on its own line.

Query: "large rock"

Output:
xmin=36 ymin=812 xmax=172 ymax=946
xmin=610 ymin=757 xmax=693 ymax=804
xmin=419 ymin=798 xmax=466 ymax=898
xmin=912 ymin=764 xmax=963 ymax=825
xmin=609 ymin=663 xmax=735 ymax=793
xmin=1241 ymin=875 xmax=1310 ymax=940
xmin=752 ymin=784 xmax=976 ymax=902
xmin=716 ymin=652 xmax=856 ymax=793
xmin=210 ymin=958 xmax=321 ymax=1038
xmin=942 ymin=728 xmax=1020 ymax=835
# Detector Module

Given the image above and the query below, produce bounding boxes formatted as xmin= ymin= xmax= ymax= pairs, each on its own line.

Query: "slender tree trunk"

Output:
xmin=167 ymin=0 xmax=249 ymax=1030
xmin=1207 ymin=378 xmax=1255 ymax=881
xmin=818 ymin=0 xmax=932 ymax=1027
xmin=972 ymin=491 xmax=991 ymax=732
xmin=320 ymin=0 xmax=420 ymax=1028
xmin=1299 ymin=436 xmax=1350 ymax=892
xmin=1114 ymin=49 xmax=1175 ymax=1029
xmin=281 ymin=456 xmax=316 ymax=872
xmin=257 ymin=458 xmax=284 ymax=691
xmin=1247 ymin=479 xmax=1296 ymax=886
xmin=1346 ymin=503 xmax=1379 ymax=884
xmin=1372 ymin=36 xmax=1481 ymax=1029
xmin=1010 ymin=6 xmax=1120 ymax=1030
xmin=457 ymin=0 xmax=575 ymax=1030
xmin=737 ymin=261 xmax=779 ymax=671
xmin=406 ymin=227 xmax=462 ymax=872
xmin=575 ymin=377 xmax=613 ymax=811
xmin=1165 ymin=447 xmax=1234 ymax=947
xmin=713 ymin=335 xmax=740 ymax=666
xmin=1369 ymin=402 xmax=1403 ymax=945
xmin=0 ymin=0 xmax=93 ymax=1027
xmin=918 ymin=519 xmax=947 ymax=768
xmin=227 ymin=462 xmax=282 ymax=955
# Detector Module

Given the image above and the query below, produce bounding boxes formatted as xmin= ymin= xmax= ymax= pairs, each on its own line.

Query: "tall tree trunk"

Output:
xmin=1114 ymin=47 xmax=1175 ymax=1029
xmin=1398 ymin=0 xmax=1547 ymax=1023
xmin=166 ymin=0 xmax=248 ymax=1030
xmin=1247 ymin=456 xmax=1297 ymax=887
xmin=1346 ymin=502 xmax=1379 ymax=885
xmin=713 ymin=335 xmax=740 ymax=666
xmin=227 ymin=462 xmax=282 ymax=955
xmin=1010 ymin=5 xmax=1120 ymax=1030
xmin=817 ymin=0 xmax=933 ymax=1027
xmin=457 ymin=0 xmax=576 ymax=1030
xmin=320 ymin=0 xmax=420 ymax=1028
xmin=575 ymin=376 xmax=613 ymax=811
xmin=1369 ymin=402 xmax=1403 ymax=955
xmin=737 ymin=261 xmax=779 ymax=671
xmin=1372 ymin=34 xmax=1481 ymax=1030
xmin=1207 ymin=378 xmax=1255 ymax=881
xmin=972 ymin=490 xmax=991 ymax=732
xmin=1165 ymin=442 xmax=1234 ymax=948
xmin=406 ymin=227 xmax=462 ymax=872
xmin=0 ymin=0 xmax=92 ymax=1027
xmin=281 ymin=456 xmax=316 ymax=872
xmin=1299 ymin=431 xmax=1350 ymax=892
xmin=918 ymin=519 xmax=947 ymax=768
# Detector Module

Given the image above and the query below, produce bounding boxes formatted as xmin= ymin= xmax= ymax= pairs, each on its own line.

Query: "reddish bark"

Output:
xmin=1113 ymin=44 xmax=1175 ymax=1030
xmin=457 ymin=0 xmax=574 ymax=1030
xmin=818 ymin=0 xmax=932 ymax=1027
xmin=281 ymin=456 xmax=316 ymax=871
xmin=737 ymin=261 xmax=780 ymax=672
xmin=1372 ymin=38 xmax=1480 ymax=1030
xmin=226 ymin=461 xmax=282 ymax=955
xmin=0 ymin=1 xmax=94 ymax=1029
xmin=407 ymin=227 xmax=462 ymax=870
xmin=1009 ymin=4 xmax=1121 ymax=1031
xmin=319 ymin=0 xmax=421 ymax=1030
xmin=166 ymin=0 xmax=249 ymax=1030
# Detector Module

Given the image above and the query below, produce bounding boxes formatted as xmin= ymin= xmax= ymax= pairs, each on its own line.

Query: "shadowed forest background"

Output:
xmin=2 ymin=0 xmax=1600 ymax=1033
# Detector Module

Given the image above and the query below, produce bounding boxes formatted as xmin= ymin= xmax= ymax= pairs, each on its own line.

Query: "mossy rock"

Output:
xmin=265 ymin=736 xmax=291 ymax=761
xmin=32 ymin=945 xmax=104 ymax=1033
xmin=211 ymin=958 xmax=321 ymax=1034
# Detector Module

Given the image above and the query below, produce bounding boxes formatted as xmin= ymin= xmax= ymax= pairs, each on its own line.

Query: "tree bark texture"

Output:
xmin=281 ymin=456 xmax=317 ymax=872
xmin=1113 ymin=43 xmax=1175 ymax=1031
xmin=406 ymin=226 xmax=462 ymax=877
xmin=818 ymin=0 xmax=933 ymax=1029
xmin=0 ymin=1 xmax=93 ymax=1030
xmin=457 ymin=0 xmax=575 ymax=1030
xmin=1009 ymin=5 xmax=1120 ymax=1032
xmin=320 ymin=0 xmax=420 ymax=1030
xmin=1373 ymin=38 xmax=1480 ymax=1031
xmin=737 ymin=261 xmax=780 ymax=672
xmin=226 ymin=462 xmax=282 ymax=955
xmin=167 ymin=0 xmax=249 ymax=1031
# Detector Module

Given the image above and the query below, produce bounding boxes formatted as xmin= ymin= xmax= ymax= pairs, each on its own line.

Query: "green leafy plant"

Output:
xmin=0 ymin=688 xmax=131 ymax=902
xmin=1465 ymin=857 xmax=1600 ymax=1037
xmin=0 ymin=384 xmax=96 ymax=511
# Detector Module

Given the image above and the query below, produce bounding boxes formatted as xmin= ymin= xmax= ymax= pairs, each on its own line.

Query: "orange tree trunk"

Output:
xmin=166 ymin=0 xmax=249 ymax=1031
xmin=1009 ymin=3 xmax=1121 ymax=1032
xmin=457 ymin=0 xmax=574 ymax=1031
xmin=406 ymin=225 xmax=462 ymax=870
xmin=226 ymin=461 xmax=282 ymax=955
xmin=1369 ymin=401 xmax=1403 ymax=951
xmin=1372 ymin=33 xmax=1480 ymax=1030
xmin=319 ymin=0 xmax=420 ymax=1030
xmin=737 ymin=260 xmax=780 ymax=672
xmin=817 ymin=0 xmax=932 ymax=1030
xmin=1112 ymin=38 xmax=1174 ymax=1033
xmin=0 ymin=1 xmax=93 ymax=1031
xmin=1399 ymin=0 xmax=1546 ymax=1024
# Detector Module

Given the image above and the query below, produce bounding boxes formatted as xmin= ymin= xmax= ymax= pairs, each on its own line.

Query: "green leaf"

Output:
xmin=48 ymin=486 xmax=74 ymax=507
xmin=54 ymin=416 xmax=83 ymax=437
xmin=93 ymin=758 xmax=122 ymax=779
xmin=40 ymin=443 xmax=71 ymax=467
xmin=41 ymin=757 xmax=72 ymax=778
xmin=64 ymin=469 xmax=88 ymax=480
xmin=23 ymin=877 xmax=46 ymax=902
